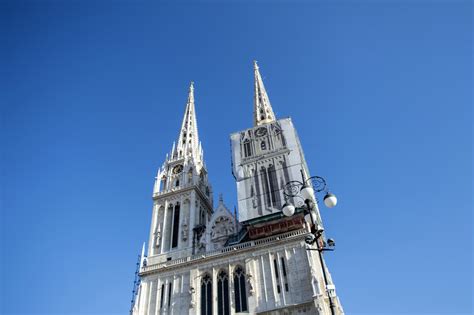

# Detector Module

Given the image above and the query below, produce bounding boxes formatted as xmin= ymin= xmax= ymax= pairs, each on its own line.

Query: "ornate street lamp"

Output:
xmin=282 ymin=169 xmax=338 ymax=315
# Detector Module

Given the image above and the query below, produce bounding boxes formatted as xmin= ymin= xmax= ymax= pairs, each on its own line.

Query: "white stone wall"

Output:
xmin=135 ymin=236 xmax=343 ymax=315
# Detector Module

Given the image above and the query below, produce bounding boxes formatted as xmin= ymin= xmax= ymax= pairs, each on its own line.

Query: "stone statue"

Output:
xmin=182 ymin=218 xmax=188 ymax=241
xmin=189 ymin=286 xmax=196 ymax=308
xmin=154 ymin=225 xmax=161 ymax=248
xmin=247 ymin=274 xmax=255 ymax=296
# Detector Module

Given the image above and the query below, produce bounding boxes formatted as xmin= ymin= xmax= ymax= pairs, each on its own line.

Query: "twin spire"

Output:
xmin=170 ymin=62 xmax=276 ymax=160
xmin=253 ymin=60 xmax=276 ymax=126
xmin=171 ymin=82 xmax=202 ymax=161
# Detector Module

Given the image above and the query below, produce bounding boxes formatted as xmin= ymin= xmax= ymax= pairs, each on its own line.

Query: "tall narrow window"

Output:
xmin=201 ymin=274 xmax=212 ymax=315
xmin=261 ymin=141 xmax=266 ymax=150
xmin=160 ymin=283 xmax=165 ymax=309
xmin=217 ymin=271 xmax=230 ymax=315
xmin=160 ymin=176 xmax=167 ymax=192
xmin=171 ymin=203 xmax=180 ymax=248
xmin=168 ymin=281 xmax=173 ymax=307
xmin=165 ymin=205 xmax=173 ymax=251
xmin=260 ymin=167 xmax=271 ymax=207
xmin=273 ymin=259 xmax=281 ymax=293
xmin=281 ymin=257 xmax=289 ymax=292
xmin=243 ymin=139 xmax=252 ymax=157
xmin=254 ymin=169 xmax=262 ymax=215
xmin=233 ymin=266 xmax=248 ymax=312
xmin=268 ymin=164 xmax=281 ymax=208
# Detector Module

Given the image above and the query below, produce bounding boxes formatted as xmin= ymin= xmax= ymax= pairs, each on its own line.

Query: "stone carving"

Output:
xmin=210 ymin=216 xmax=235 ymax=249
xmin=189 ymin=286 xmax=195 ymax=308
xmin=247 ymin=274 xmax=254 ymax=296
xmin=198 ymin=233 xmax=207 ymax=250
xmin=182 ymin=217 xmax=188 ymax=241
xmin=210 ymin=216 xmax=234 ymax=239
xmin=153 ymin=224 xmax=161 ymax=248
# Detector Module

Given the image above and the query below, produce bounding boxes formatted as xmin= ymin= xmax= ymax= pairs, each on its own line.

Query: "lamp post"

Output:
xmin=282 ymin=169 xmax=338 ymax=315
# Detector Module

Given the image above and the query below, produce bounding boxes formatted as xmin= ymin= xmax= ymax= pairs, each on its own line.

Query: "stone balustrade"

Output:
xmin=141 ymin=228 xmax=308 ymax=275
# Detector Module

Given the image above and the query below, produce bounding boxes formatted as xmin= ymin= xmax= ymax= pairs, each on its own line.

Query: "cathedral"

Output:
xmin=131 ymin=62 xmax=344 ymax=315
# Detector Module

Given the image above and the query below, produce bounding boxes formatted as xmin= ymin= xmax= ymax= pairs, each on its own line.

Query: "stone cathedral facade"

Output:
xmin=131 ymin=63 xmax=344 ymax=315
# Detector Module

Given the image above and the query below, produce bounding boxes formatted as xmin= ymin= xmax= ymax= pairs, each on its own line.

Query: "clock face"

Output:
xmin=255 ymin=127 xmax=267 ymax=137
xmin=172 ymin=164 xmax=183 ymax=174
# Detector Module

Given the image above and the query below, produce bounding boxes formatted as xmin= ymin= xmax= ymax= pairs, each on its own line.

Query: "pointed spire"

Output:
xmin=174 ymin=82 xmax=200 ymax=160
xmin=253 ymin=61 xmax=276 ymax=126
xmin=171 ymin=141 xmax=176 ymax=157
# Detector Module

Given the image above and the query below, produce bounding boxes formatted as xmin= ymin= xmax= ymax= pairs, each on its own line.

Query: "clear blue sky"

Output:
xmin=1 ymin=1 xmax=472 ymax=314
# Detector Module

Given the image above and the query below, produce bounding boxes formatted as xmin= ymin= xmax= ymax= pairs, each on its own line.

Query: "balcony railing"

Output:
xmin=141 ymin=228 xmax=308 ymax=274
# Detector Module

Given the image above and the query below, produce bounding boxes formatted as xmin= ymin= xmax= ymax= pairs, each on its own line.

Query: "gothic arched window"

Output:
xmin=243 ymin=139 xmax=252 ymax=157
xmin=200 ymin=274 xmax=212 ymax=315
xmin=233 ymin=266 xmax=248 ymax=312
xmin=199 ymin=207 xmax=205 ymax=225
xmin=168 ymin=280 xmax=173 ymax=307
xmin=260 ymin=167 xmax=271 ymax=207
xmin=165 ymin=205 xmax=174 ymax=251
xmin=171 ymin=203 xmax=180 ymax=248
xmin=175 ymin=179 xmax=180 ymax=188
xmin=273 ymin=258 xmax=281 ymax=293
xmin=268 ymin=164 xmax=281 ymax=208
xmin=160 ymin=176 xmax=167 ymax=192
xmin=260 ymin=141 xmax=266 ymax=150
xmin=217 ymin=271 xmax=230 ymax=315
xmin=160 ymin=283 xmax=165 ymax=310
xmin=281 ymin=257 xmax=289 ymax=292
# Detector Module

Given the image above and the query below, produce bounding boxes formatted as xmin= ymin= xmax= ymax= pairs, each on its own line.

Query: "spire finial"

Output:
xmin=253 ymin=61 xmax=276 ymax=126
xmin=253 ymin=60 xmax=259 ymax=70
xmin=172 ymin=83 xmax=200 ymax=160
xmin=219 ymin=193 xmax=223 ymax=204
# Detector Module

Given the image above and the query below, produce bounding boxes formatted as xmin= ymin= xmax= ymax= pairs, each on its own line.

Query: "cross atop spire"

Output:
xmin=253 ymin=61 xmax=276 ymax=126
xmin=174 ymin=82 xmax=201 ymax=160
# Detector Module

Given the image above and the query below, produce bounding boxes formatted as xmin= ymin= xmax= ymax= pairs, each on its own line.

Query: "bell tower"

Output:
xmin=231 ymin=62 xmax=315 ymax=224
xmin=148 ymin=82 xmax=213 ymax=261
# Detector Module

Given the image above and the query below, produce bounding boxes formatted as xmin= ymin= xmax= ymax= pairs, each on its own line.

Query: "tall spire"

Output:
xmin=174 ymin=82 xmax=200 ymax=160
xmin=253 ymin=61 xmax=276 ymax=126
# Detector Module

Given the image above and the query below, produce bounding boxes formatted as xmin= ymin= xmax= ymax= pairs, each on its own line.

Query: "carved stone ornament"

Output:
xmin=210 ymin=216 xmax=235 ymax=240
xmin=247 ymin=274 xmax=255 ymax=296
xmin=153 ymin=225 xmax=161 ymax=248
xmin=189 ymin=286 xmax=195 ymax=308
xmin=182 ymin=218 xmax=188 ymax=241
